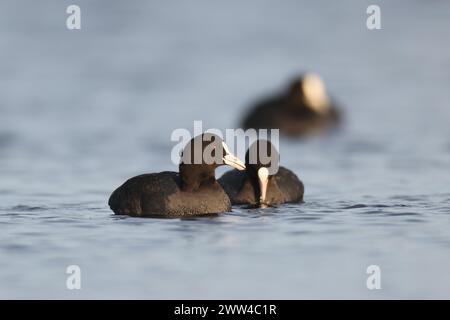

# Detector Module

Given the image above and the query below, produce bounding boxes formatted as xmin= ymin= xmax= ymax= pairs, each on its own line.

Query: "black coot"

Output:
xmin=241 ymin=73 xmax=341 ymax=137
xmin=219 ymin=140 xmax=304 ymax=207
xmin=108 ymin=133 xmax=246 ymax=217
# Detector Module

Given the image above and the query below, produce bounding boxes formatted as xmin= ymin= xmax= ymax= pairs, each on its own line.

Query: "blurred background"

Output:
xmin=1 ymin=0 xmax=450 ymax=299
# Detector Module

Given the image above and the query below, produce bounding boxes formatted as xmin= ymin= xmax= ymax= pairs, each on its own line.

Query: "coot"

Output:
xmin=241 ymin=73 xmax=341 ymax=137
xmin=109 ymin=133 xmax=246 ymax=217
xmin=219 ymin=140 xmax=304 ymax=207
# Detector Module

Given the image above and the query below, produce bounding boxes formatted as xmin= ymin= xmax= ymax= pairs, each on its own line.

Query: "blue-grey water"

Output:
xmin=1 ymin=0 xmax=450 ymax=299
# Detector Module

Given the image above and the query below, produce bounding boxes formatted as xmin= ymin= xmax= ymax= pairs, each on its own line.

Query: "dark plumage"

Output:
xmin=108 ymin=133 xmax=246 ymax=217
xmin=219 ymin=140 xmax=304 ymax=207
xmin=241 ymin=74 xmax=341 ymax=137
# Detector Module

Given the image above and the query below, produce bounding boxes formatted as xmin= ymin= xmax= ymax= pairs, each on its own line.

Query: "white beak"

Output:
xmin=257 ymin=167 xmax=269 ymax=207
xmin=221 ymin=141 xmax=246 ymax=171
xmin=223 ymin=153 xmax=246 ymax=171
